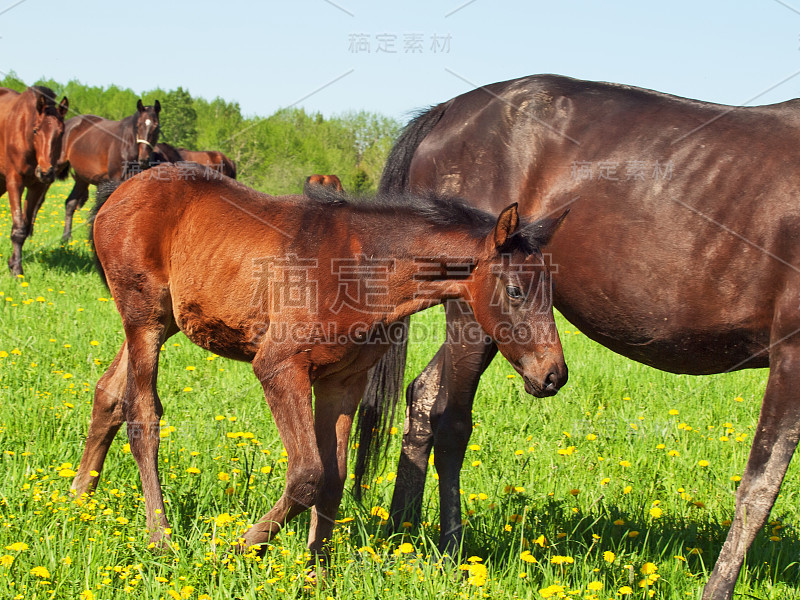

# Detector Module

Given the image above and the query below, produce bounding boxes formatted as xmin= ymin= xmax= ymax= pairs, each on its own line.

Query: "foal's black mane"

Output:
xmin=304 ymin=182 xmax=549 ymax=253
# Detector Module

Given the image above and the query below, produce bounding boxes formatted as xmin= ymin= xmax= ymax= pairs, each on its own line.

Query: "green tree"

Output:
xmin=160 ymin=87 xmax=197 ymax=149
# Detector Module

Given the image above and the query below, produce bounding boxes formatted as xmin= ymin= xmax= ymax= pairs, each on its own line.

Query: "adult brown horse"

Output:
xmin=151 ymin=141 xmax=183 ymax=164
xmin=58 ymin=99 xmax=160 ymax=241
xmin=358 ymin=74 xmax=800 ymax=600
xmin=176 ymin=147 xmax=236 ymax=178
xmin=304 ymin=173 xmax=344 ymax=194
xmin=70 ymin=163 xmax=567 ymax=569
xmin=0 ymin=86 xmax=68 ymax=275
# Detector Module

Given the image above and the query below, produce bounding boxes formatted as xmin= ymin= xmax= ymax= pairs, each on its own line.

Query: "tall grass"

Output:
xmin=0 ymin=182 xmax=798 ymax=599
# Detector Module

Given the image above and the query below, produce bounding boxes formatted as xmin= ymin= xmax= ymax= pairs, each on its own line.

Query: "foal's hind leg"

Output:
xmin=240 ymin=350 xmax=323 ymax=550
xmin=702 ymin=332 xmax=800 ymax=600
xmin=72 ymin=342 xmax=129 ymax=495
xmin=62 ymin=178 xmax=89 ymax=242
xmin=307 ymin=371 xmax=369 ymax=570
xmin=119 ymin=296 xmax=176 ymax=545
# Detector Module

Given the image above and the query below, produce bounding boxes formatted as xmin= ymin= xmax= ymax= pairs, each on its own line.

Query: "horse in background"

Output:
xmin=0 ymin=86 xmax=68 ymax=275
xmin=176 ymin=147 xmax=236 ymax=179
xmin=304 ymin=174 xmax=343 ymax=194
xmin=150 ymin=142 xmax=237 ymax=179
xmin=151 ymin=142 xmax=182 ymax=164
xmin=58 ymin=99 xmax=160 ymax=241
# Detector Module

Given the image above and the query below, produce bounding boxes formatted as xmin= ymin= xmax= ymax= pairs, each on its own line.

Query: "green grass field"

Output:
xmin=1 ymin=181 xmax=798 ymax=599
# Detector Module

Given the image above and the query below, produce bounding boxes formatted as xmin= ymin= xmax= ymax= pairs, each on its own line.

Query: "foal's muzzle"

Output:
xmin=523 ymin=362 xmax=568 ymax=397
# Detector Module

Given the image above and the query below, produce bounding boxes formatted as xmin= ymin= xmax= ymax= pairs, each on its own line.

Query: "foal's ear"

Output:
xmin=137 ymin=99 xmax=144 ymax=113
xmin=58 ymin=97 xmax=69 ymax=118
xmin=529 ymin=209 xmax=569 ymax=246
xmin=492 ymin=203 xmax=521 ymax=250
xmin=154 ymin=99 xmax=161 ymax=114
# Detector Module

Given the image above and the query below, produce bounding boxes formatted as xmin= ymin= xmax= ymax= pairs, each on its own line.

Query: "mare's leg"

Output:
xmin=702 ymin=313 xmax=800 ymax=600
xmin=62 ymin=178 xmax=90 ymax=242
xmin=6 ymin=175 xmax=27 ymax=276
xmin=240 ymin=350 xmax=323 ymax=549
xmin=389 ymin=300 xmax=496 ymax=555
xmin=307 ymin=371 xmax=369 ymax=568
xmin=71 ymin=342 xmax=129 ymax=494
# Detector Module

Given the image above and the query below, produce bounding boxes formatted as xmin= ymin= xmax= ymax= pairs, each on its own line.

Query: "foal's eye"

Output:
xmin=505 ymin=285 xmax=524 ymax=300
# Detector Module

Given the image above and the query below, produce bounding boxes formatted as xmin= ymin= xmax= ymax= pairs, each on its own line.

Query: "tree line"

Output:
xmin=1 ymin=72 xmax=401 ymax=195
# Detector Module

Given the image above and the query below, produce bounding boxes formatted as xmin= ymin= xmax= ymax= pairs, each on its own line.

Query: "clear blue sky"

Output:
xmin=2 ymin=0 xmax=800 ymax=121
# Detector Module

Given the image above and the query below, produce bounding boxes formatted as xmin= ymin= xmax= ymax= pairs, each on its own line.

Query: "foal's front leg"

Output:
xmin=240 ymin=350 xmax=323 ymax=549
xmin=72 ymin=342 xmax=129 ymax=495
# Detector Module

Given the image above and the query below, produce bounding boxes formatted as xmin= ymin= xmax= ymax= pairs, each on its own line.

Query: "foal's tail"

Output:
xmin=89 ymin=180 xmax=122 ymax=288
xmin=352 ymin=318 xmax=410 ymax=500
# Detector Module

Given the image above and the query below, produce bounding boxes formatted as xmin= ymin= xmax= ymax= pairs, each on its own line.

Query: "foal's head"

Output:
xmin=30 ymin=86 xmax=69 ymax=184
xmin=468 ymin=204 xmax=568 ymax=397
xmin=134 ymin=99 xmax=161 ymax=169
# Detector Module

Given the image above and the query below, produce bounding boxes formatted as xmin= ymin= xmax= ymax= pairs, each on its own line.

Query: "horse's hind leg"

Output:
xmin=307 ymin=371 xmax=369 ymax=570
xmin=72 ymin=342 xmax=129 ymax=495
xmin=241 ymin=350 xmax=323 ymax=550
xmin=119 ymin=291 xmax=176 ymax=545
xmin=702 ymin=327 xmax=800 ymax=599
xmin=389 ymin=300 xmax=496 ymax=555
xmin=62 ymin=178 xmax=89 ymax=242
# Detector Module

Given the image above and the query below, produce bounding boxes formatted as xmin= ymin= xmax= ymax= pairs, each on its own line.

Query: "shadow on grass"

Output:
xmin=33 ymin=243 xmax=95 ymax=275
xmin=342 ymin=492 xmax=800 ymax=595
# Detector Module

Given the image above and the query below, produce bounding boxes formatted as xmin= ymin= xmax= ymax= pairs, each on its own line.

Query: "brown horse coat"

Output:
xmin=176 ymin=148 xmax=236 ymax=178
xmin=375 ymin=73 xmax=800 ymax=600
xmin=72 ymin=164 xmax=567 ymax=565
xmin=0 ymin=86 xmax=68 ymax=274
xmin=58 ymin=99 xmax=161 ymax=240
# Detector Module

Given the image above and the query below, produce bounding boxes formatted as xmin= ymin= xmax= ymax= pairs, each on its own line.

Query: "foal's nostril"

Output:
xmin=545 ymin=370 xmax=559 ymax=391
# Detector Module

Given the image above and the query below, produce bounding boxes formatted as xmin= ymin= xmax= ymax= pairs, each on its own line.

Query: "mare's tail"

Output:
xmin=352 ymin=319 xmax=409 ymax=500
xmin=352 ymin=101 xmax=450 ymax=499
xmin=89 ymin=180 xmax=122 ymax=288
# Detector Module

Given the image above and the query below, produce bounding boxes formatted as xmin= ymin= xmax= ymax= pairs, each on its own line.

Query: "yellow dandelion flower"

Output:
xmin=641 ymin=562 xmax=658 ymax=575
xmin=619 ymin=585 xmax=633 ymax=595
xmin=588 ymin=581 xmax=603 ymax=591
xmin=649 ymin=506 xmax=663 ymax=519
xmin=603 ymin=550 xmax=615 ymax=563
xmin=31 ymin=565 xmax=50 ymax=578
xmin=698 ymin=460 xmax=710 ymax=467
xmin=398 ymin=543 xmax=414 ymax=554
xmin=520 ymin=551 xmax=537 ymax=563
xmin=370 ymin=506 xmax=389 ymax=521
xmin=0 ymin=555 xmax=14 ymax=567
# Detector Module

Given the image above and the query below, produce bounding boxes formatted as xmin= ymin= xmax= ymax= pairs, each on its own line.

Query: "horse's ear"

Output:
xmin=35 ymin=92 xmax=47 ymax=114
xmin=529 ymin=209 xmax=569 ymax=246
xmin=137 ymin=99 xmax=144 ymax=112
xmin=58 ymin=97 xmax=69 ymax=118
xmin=154 ymin=100 xmax=161 ymax=114
xmin=492 ymin=203 xmax=520 ymax=250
